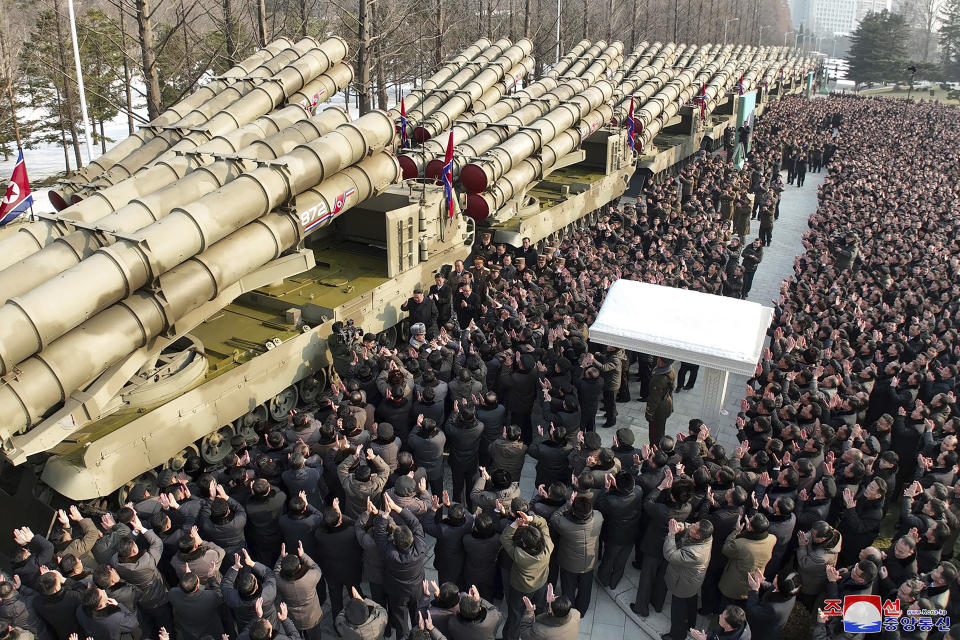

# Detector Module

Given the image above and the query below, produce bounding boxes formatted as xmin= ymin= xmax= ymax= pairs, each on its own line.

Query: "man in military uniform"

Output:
xmin=469 ymin=257 xmax=491 ymax=298
xmin=470 ymin=232 xmax=497 ymax=266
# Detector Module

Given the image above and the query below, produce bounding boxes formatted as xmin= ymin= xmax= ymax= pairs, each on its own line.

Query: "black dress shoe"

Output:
xmin=630 ymin=602 xmax=649 ymax=617
xmin=661 ymin=634 xmax=674 ymax=640
xmin=603 ymin=420 xmax=617 ymax=428
xmin=632 ymin=560 xmax=642 ymax=569
xmin=635 ymin=396 xmax=648 ymax=402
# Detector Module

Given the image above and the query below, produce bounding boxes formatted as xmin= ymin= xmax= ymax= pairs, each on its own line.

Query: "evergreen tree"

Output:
xmin=847 ymin=10 xmax=910 ymax=86
xmin=940 ymin=0 xmax=960 ymax=77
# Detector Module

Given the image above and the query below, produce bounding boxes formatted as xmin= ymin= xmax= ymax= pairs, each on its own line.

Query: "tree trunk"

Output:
xmin=434 ymin=0 xmax=443 ymax=67
xmin=356 ymin=0 xmax=372 ymax=115
xmin=256 ymin=0 xmax=268 ymax=46
xmin=53 ymin=0 xmax=83 ymax=168
xmin=55 ymin=85 xmax=72 ymax=173
xmin=135 ymin=0 xmax=162 ymax=120
xmin=629 ymin=0 xmax=637 ymax=50
xmin=673 ymin=0 xmax=678 ymax=41
xmin=606 ymin=0 xmax=614 ymax=42
xmin=372 ymin=0 xmax=388 ymax=110
xmin=696 ymin=0 xmax=704 ymax=45
xmin=223 ymin=0 xmax=236 ymax=63
xmin=523 ymin=0 xmax=530 ymax=38
xmin=0 ymin=28 xmax=22 ymax=150
xmin=582 ymin=0 xmax=588 ymax=39
xmin=118 ymin=3 xmax=135 ymax=134
xmin=99 ymin=118 xmax=107 ymax=153
xmin=299 ymin=0 xmax=308 ymax=38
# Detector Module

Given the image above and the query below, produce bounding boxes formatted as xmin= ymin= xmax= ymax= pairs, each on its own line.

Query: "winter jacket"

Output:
xmin=462 ymin=532 xmax=502 ymax=589
xmin=448 ymin=601 xmax=503 ymax=640
xmin=75 ymin=602 xmax=141 ymax=640
xmin=169 ymin=542 xmax=226 ymax=585
xmin=376 ymin=508 xmax=428 ymax=591
xmin=244 ymin=488 xmax=287 ymax=552
xmin=222 ymin=562 xmax=279 ymax=630
xmin=519 ymin=609 xmax=581 ymax=640
xmin=528 ymin=439 xmax=573 ymax=487
xmin=745 ymin=589 xmax=794 ymax=640
xmin=168 ymin=582 xmax=225 ymax=640
xmin=501 ymin=514 xmax=554 ymax=593
xmin=640 ymin=488 xmax=692 ymax=556
xmin=595 ymin=487 xmax=644 ymax=545
xmin=334 ymin=598 xmax=388 ymax=640
xmin=199 ymin=498 xmax=248 ymax=557
xmin=719 ymin=531 xmax=777 ymax=600
xmin=796 ymin=529 xmax=842 ymax=595
xmin=664 ymin=531 xmax=712 ymax=598
xmin=314 ymin=519 xmax=364 ymax=588
xmin=549 ymin=507 xmax=603 ymax=574
xmin=444 ymin=416 xmax=484 ymax=471
xmin=34 ymin=587 xmax=84 ymax=639
xmin=337 ymin=453 xmax=390 ymax=519
xmin=408 ymin=430 xmax=447 ymax=483
xmin=111 ymin=529 xmax=168 ymax=608
xmin=488 ymin=439 xmax=527 ymax=483
xmin=470 ymin=476 xmax=522 ymax=516
xmin=274 ymin=552 xmax=324 ymax=630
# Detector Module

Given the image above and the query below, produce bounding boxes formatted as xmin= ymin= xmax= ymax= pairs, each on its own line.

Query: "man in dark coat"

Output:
xmin=575 ymin=366 xmax=603 ymax=432
xmin=314 ymin=500 xmax=363 ymax=622
xmin=75 ymin=587 xmax=142 ymax=640
xmin=243 ymin=478 xmax=287 ymax=566
xmin=222 ymin=551 xmax=280 ymax=632
xmin=444 ymin=404 xmax=484 ymax=504
xmin=424 ymin=501 xmax=474 ymax=586
xmin=646 ymin=358 xmax=675 ymax=445
xmin=429 ymin=273 xmax=453 ymax=325
xmin=744 ymin=569 xmax=799 ymax=640
xmin=274 ymin=548 xmax=324 ymax=640
xmin=498 ymin=353 xmax=539 ymax=444
xmin=690 ymin=604 xmax=752 ymax=640
xmin=33 ymin=571 xmax=83 ymax=640
xmin=401 ymin=288 xmax=439 ymax=335
xmin=110 ymin=517 xmax=173 ymax=636
xmin=375 ymin=495 xmax=428 ymax=638
xmin=632 ymin=471 xmax=694 ymax=617
xmin=595 ymin=471 xmax=644 ymax=590
xmin=838 ymin=478 xmax=886 ymax=565
xmin=167 ymin=570 xmax=225 ymax=640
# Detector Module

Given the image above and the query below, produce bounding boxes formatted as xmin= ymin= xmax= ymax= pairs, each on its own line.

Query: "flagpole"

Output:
xmin=66 ymin=0 xmax=94 ymax=165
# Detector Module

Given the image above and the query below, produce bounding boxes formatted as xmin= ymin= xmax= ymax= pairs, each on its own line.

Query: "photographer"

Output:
xmin=329 ymin=321 xmax=362 ymax=378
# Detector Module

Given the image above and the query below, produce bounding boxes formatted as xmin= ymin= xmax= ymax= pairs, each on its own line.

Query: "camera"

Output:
xmin=332 ymin=319 xmax=363 ymax=344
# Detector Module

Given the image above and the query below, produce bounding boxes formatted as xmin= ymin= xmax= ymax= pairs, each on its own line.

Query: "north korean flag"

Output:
xmin=625 ymin=97 xmax=636 ymax=151
xmin=0 ymin=150 xmax=32 ymax=226
xmin=442 ymin=130 xmax=454 ymax=222
xmin=400 ymin=97 xmax=409 ymax=149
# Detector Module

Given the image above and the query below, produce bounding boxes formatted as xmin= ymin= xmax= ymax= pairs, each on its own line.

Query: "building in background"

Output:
xmin=789 ymin=0 xmax=892 ymax=37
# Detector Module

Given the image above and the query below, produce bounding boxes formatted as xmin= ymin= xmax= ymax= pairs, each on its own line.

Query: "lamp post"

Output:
xmin=784 ymin=30 xmax=795 ymax=47
xmin=758 ymin=24 xmax=768 ymax=47
xmin=724 ymin=18 xmax=740 ymax=45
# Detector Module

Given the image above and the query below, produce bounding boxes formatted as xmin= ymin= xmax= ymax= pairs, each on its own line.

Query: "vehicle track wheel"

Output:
xmin=298 ymin=369 xmax=327 ymax=404
xmin=268 ymin=386 xmax=299 ymax=421
xmin=234 ymin=406 xmax=267 ymax=444
xmin=200 ymin=426 xmax=235 ymax=465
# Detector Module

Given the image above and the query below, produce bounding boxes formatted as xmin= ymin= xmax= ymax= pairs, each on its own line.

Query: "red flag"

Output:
xmin=0 ymin=150 xmax=32 ymax=226
xmin=399 ymin=98 xmax=409 ymax=149
xmin=441 ymin=131 xmax=454 ymax=221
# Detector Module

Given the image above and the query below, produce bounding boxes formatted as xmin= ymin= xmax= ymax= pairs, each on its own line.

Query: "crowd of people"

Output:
xmin=3 ymin=93 xmax=959 ymax=640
